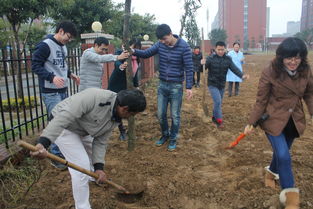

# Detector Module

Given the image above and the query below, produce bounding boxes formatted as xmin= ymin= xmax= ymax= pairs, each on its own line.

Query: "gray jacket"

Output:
xmin=41 ymin=88 xmax=120 ymax=165
xmin=79 ymin=48 xmax=119 ymax=91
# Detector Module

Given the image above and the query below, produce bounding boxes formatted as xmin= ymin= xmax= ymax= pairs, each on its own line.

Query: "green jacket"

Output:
xmin=41 ymin=88 xmax=120 ymax=165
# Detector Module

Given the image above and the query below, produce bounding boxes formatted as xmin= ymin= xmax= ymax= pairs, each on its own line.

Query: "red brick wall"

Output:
xmin=224 ymin=0 xmax=244 ymax=47
xmin=218 ymin=0 xmax=266 ymax=48
xmin=248 ymin=0 xmax=267 ymax=48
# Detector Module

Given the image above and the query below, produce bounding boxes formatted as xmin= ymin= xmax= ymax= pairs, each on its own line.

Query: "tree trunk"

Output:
xmin=179 ymin=1 xmax=188 ymax=37
xmin=21 ymin=18 xmax=34 ymax=52
xmin=11 ymin=24 xmax=24 ymax=99
xmin=123 ymin=0 xmax=136 ymax=151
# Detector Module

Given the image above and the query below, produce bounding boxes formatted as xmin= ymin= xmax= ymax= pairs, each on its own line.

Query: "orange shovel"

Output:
xmin=227 ymin=114 xmax=269 ymax=149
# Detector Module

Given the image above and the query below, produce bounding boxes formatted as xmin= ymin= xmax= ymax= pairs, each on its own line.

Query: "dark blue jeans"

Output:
xmin=208 ymin=85 xmax=225 ymax=120
xmin=157 ymin=80 xmax=183 ymax=141
xmin=42 ymin=92 xmax=67 ymax=157
xmin=266 ymin=132 xmax=295 ymax=189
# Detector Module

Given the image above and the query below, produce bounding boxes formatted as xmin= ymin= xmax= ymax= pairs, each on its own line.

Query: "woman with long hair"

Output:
xmin=245 ymin=37 xmax=313 ymax=209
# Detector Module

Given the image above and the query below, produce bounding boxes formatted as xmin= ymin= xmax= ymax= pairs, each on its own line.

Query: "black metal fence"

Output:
xmin=0 ymin=46 xmax=81 ymax=148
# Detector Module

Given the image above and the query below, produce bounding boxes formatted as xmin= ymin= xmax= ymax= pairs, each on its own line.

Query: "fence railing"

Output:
xmin=0 ymin=46 xmax=81 ymax=148
xmin=0 ymin=44 xmax=156 ymax=149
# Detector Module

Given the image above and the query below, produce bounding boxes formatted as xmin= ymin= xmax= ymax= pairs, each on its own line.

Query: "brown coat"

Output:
xmin=248 ymin=66 xmax=313 ymax=136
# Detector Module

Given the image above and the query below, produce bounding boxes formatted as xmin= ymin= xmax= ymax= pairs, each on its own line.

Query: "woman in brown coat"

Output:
xmin=245 ymin=37 xmax=313 ymax=209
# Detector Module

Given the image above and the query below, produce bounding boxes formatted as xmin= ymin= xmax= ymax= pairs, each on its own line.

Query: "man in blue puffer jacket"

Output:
xmin=133 ymin=24 xmax=193 ymax=151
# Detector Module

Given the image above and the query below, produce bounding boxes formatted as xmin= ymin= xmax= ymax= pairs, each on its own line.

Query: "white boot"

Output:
xmin=280 ymin=188 xmax=300 ymax=209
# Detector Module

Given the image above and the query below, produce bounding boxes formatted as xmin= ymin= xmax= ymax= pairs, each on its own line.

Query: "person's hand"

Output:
xmin=117 ymin=51 xmax=129 ymax=60
xmin=119 ymin=61 xmax=128 ymax=71
xmin=30 ymin=143 xmax=48 ymax=159
xmin=70 ymin=73 xmax=80 ymax=85
xmin=242 ymin=74 xmax=250 ymax=80
xmin=186 ymin=89 xmax=192 ymax=100
xmin=95 ymin=170 xmax=107 ymax=184
xmin=244 ymin=124 xmax=254 ymax=135
xmin=53 ymin=76 xmax=65 ymax=88
xmin=200 ymin=59 xmax=206 ymax=65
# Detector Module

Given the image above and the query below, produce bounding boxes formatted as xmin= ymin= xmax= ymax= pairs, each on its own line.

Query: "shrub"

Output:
xmin=1 ymin=96 xmax=39 ymax=112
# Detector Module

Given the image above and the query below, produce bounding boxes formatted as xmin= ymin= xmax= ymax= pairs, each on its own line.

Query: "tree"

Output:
xmin=103 ymin=11 xmax=157 ymax=42
xmin=184 ymin=14 xmax=200 ymax=48
xmin=179 ymin=0 xmax=201 ymax=47
xmin=0 ymin=0 xmax=54 ymax=49
xmin=19 ymin=24 xmax=47 ymax=48
xmin=179 ymin=0 xmax=201 ymax=38
xmin=0 ymin=0 xmax=54 ymax=98
xmin=122 ymin=0 xmax=136 ymax=151
xmin=49 ymin=0 xmax=116 ymax=34
xmin=295 ymin=28 xmax=313 ymax=49
xmin=209 ymin=28 xmax=227 ymax=47
xmin=0 ymin=18 xmax=10 ymax=48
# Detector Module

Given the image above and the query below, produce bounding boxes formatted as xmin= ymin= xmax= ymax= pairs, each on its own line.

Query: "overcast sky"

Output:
xmin=112 ymin=0 xmax=302 ymax=38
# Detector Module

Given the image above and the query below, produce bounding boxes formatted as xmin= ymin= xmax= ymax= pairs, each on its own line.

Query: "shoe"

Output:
xmin=167 ymin=140 xmax=177 ymax=151
xmin=212 ymin=117 xmax=224 ymax=129
xmin=264 ymin=166 xmax=279 ymax=190
xmin=50 ymin=160 xmax=67 ymax=170
xmin=279 ymin=188 xmax=300 ymax=209
xmin=212 ymin=117 xmax=219 ymax=125
xmin=155 ymin=136 xmax=168 ymax=146
xmin=217 ymin=123 xmax=225 ymax=129
xmin=119 ymin=132 xmax=128 ymax=141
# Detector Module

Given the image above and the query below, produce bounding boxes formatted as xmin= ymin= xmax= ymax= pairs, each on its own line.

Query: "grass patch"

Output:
xmin=0 ymin=157 xmax=41 ymax=208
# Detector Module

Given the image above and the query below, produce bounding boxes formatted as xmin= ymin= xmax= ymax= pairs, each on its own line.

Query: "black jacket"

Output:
xmin=108 ymin=49 xmax=139 ymax=93
xmin=205 ymin=54 xmax=243 ymax=89
xmin=192 ymin=52 xmax=203 ymax=72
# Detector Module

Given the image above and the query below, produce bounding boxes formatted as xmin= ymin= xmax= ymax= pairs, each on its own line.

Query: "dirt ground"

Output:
xmin=4 ymin=54 xmax=313 ymax=209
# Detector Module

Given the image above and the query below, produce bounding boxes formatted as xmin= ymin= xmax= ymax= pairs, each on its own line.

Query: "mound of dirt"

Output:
xmin=6 ymin=54 xmax=313 ymax=209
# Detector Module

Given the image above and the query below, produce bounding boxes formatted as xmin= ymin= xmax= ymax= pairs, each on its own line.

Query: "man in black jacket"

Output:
xmin=202 ymin=41 xmax=249 ymax=128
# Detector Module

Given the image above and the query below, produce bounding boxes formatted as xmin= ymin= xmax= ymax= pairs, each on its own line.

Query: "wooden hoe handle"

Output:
xmin=17 ymin=140 xmax=128 ymax=193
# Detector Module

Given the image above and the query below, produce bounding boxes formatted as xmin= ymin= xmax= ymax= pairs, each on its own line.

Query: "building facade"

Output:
xmin=287 ymin=21 xmax=300 ymax=36
xmin=213 ymin=0 xmax=267 ymax=50
xmin=300 ymin=0 xmax=313 ymax=31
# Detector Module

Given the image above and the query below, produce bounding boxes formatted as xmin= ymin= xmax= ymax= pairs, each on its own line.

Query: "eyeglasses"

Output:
xmin=285 ymin=56 xmax=301 ymax=62
xmin=65 ymin=33 xmax=73 ymax=41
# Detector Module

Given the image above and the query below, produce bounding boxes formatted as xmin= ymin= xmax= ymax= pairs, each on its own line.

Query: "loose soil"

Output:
xmin=4 ymin=54 xmax=313 ymax=209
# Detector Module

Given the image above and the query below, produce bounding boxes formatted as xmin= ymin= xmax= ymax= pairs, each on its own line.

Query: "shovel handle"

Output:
xmin=17 ymin=140 xmax=129 ymax=193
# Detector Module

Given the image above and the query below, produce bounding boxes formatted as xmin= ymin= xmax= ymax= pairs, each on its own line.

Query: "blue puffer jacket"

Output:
xmin=133 ymin=35 xmax=193 ymax=89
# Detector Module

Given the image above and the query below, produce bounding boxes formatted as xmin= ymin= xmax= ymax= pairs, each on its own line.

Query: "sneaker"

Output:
xmin=50 ymin=160 xmax=67 ymax=170
xmin=155 ymin=136 xmax=168 ymax=146
xmin=217 ymin=123 xmax=225 ymax=129
xmin=119 ymin=132 xmax=128 ymax=141
xmin=212 ymin=117 xmax=219 ymax=125
xmin=212 ymin=117 xmax=224 ymax=129
xmin=167 ymin=140 xmax=177 ymax=151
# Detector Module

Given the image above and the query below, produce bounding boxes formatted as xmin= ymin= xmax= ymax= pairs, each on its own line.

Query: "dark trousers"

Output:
xmin=118 ymin=122 xmax=126 ymax=134
xmin=193 ymin=71 xmax=201 ymax=85
xmin=228 ymin=82 xmax=240 ymax=96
